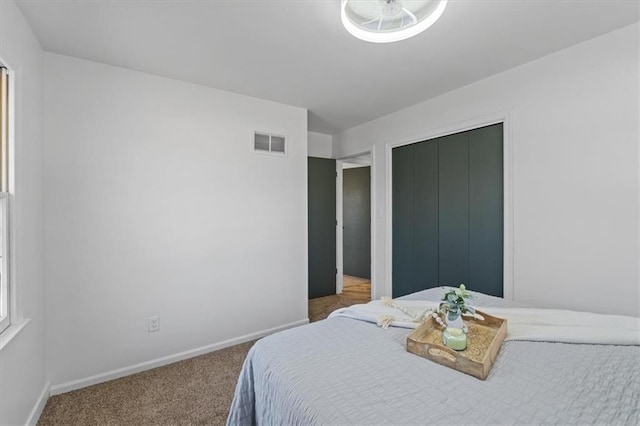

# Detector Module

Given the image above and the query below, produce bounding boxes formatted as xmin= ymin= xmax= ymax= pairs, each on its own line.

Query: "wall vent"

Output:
xmin=253 ymin=132 xmax=286 ymax=155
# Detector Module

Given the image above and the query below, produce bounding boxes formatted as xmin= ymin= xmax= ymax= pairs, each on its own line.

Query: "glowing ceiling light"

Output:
xmin=341 ymin=0 xmax=448 ymax=43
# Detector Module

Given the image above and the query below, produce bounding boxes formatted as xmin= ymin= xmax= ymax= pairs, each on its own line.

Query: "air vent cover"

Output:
xmin=253 ymin=132 xmax=286 ymax=155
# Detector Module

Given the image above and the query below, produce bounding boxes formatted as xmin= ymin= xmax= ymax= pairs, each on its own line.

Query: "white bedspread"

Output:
xmin=328 ymin=299 xmax=640 ymax=345
xmin=227 ymin=288 xmax=640 ymax=425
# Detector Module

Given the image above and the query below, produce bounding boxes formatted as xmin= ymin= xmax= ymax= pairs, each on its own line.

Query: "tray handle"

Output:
xmin=427 ymin=346 xmax=459 ymax=364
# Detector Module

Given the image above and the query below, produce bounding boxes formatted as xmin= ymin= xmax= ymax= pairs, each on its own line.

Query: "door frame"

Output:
xmin=336 ymin=148 xmax=376 ymax=298
xmin=385 ymin=111 xmax=514 ymax=300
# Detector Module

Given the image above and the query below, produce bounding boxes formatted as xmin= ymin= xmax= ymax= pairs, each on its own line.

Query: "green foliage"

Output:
xmin=439 ymin=284 xmax=475 ymax=317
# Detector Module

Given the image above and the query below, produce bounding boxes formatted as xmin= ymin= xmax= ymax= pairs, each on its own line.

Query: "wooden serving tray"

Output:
xmin=406 ymin=310 xmax=507 ymax=380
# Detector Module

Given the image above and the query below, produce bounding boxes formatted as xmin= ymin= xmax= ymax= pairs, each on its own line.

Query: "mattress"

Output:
xmin=227 ymin=288 xmax=640 ymax=425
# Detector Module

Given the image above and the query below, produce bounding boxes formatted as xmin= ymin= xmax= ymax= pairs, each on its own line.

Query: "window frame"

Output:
xmin=0 ymin=65 xmax=11 ymax=335
xmin=0 ymin=193 xmax=8 ymax=334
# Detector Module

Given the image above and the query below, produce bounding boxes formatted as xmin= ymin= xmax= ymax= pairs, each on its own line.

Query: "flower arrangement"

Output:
xmin=437 ymin=285 xmax=475 ymax=350
xmin=439 ymin=284 xmax=476 ymax=323
xmin=421 ymin=285 xmax=476 ymax=334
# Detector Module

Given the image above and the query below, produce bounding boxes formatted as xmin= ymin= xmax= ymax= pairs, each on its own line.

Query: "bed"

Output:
xmin=227 ymin=288 xmax=640 ymax=425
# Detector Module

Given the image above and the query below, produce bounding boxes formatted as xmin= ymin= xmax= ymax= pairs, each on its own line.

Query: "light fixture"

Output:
xmin=341 ymin=0 xmax=448 ymax=43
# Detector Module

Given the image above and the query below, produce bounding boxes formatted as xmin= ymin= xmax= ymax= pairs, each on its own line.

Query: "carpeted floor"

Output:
xmin=38 ymin=294 xmax=362 ymax=426
xmin=308 ymin=293 xmax=356 ymax=323
xmin=38 ymin=341 xmax=256 ymax=426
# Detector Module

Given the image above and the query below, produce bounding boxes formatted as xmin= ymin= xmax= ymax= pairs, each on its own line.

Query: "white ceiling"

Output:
xmin=16 ymin=0 xmax=639 ymax=134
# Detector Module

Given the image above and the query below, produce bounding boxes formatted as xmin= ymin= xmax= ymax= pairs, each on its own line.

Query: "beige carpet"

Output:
xmin=38 ymin=295 xmax=357 ymax=426
xmin=308 ymin=293 xmax=356 ymax=322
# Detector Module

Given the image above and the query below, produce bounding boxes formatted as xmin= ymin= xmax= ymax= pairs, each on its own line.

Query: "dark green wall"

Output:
xmin=343 ymin=167 xmax=371 ymax=279
xmin=392 ymin=123 xmax=503 ymax=298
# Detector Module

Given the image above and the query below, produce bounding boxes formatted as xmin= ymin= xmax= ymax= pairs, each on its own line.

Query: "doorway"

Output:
xmin=308 ymin=157 xmax=337 ymax=299
xmin=339 ymin=154 xmax=372 ymax=303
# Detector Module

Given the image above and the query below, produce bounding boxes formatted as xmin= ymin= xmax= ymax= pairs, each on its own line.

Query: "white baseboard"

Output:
xmin=49 ymin=318 xmax=309 ymax=396
xmin=26 ymin=380 xmax=50 ymax=426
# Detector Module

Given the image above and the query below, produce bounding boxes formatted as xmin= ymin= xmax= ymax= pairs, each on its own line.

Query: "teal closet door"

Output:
xmin=469 ymin=124 xmax=504 ymax=297
xmin=413 ymin=140 xmax=439 ymax=292
xmin=438 ymin=132 xmax=470 ymax=288
xmin=392 ymin=124 xmax=503 ymax=298
xmin=392 ymin=144 xmax=415 ymax=297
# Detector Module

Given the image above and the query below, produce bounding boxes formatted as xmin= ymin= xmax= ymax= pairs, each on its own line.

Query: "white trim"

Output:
xmin=26 ymin=380 xmax=50 ymax=426
xmin=385 ymin=142 xmax=393 ymax=297
xmin=50 ymin=318 xmax=309 ymax=396
xmin=0 ymin=57 xmax=18 ymax=333
xmin=502 ymin=114 xmax=515 ymax=301
xmin=336 ymin=161 xmax=344 ymax=295
xmin=0 ymin=57 xmax=19 ymax=327
xmin=336 ymin=150 xmax=375 ymax=300
xmin=370 ymin=146 xmax=378 ymax=299
xmin=0 ymin=193 xmax=9 ymax=334
xmin=0 ymin=317 xmax=29 ymax=351
xmin=342 ymin=162 xmax=368 ymax=169
xmin=0 ymin=192 xmax=11 ymax=333
xmin=385 ymin=110 xmax=515 ymax=300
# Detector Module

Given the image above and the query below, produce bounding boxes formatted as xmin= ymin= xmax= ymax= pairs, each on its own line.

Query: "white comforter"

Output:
xmin=228 ymin=288 xmax=640 ymax=425
xmin=328 ymin=298 xmax=640 ymax=345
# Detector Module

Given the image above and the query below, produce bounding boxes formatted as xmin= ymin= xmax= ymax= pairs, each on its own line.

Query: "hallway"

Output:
xmin=342 ymin=275 xmax=371 ymax=304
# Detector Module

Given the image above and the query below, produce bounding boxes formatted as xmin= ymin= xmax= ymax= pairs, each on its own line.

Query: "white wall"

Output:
xmin=0 ymin=1 xmax=47 ymax=424
xmin=44 ymin=53 xmax=308 ymax=388
xmin=334 ymin=24 xmax=640 ymax=317
xmin=308 ymin=131 xmax=333 ymax=158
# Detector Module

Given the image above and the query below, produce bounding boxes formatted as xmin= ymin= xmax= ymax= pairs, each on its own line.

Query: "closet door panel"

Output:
xmin=392 ymin=144 xmax=415 ymax=297
xmin=438 ymin=132 xmax=470 ymax=287
xmin=413 ymin=140 xmax=439 ymax=291
xmin=469 ymin=124 xmax=504 ymax=297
